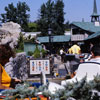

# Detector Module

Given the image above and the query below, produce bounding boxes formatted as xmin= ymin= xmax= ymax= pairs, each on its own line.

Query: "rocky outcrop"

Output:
xmin=5 ymin=53 xmax=28 ymax=80
xmin=0 ymin=21 xmax=21 ymax=48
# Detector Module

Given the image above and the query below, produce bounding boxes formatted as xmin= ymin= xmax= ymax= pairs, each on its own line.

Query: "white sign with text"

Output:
xmin=30 ymin=59 xmax=50 ymax=75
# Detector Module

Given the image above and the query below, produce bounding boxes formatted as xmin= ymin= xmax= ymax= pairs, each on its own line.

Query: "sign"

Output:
xmin=30 ymin=59 xmax=50 ymax=75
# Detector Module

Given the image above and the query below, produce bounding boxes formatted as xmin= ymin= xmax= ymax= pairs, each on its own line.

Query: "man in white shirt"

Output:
xmin=60 ymin=48 xmax=64 ymax=62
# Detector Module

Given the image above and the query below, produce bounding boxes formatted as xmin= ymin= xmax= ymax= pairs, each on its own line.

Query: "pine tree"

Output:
xmin=1 ymin=75 xmax=100 ymax=100
xmin=38 ymin=0 xmax=54 ymax=36
xmin=1 ymin=3 xmax=17 ymax=23
xmin=38 ymin=0 xmax=65 ymax=36
xmin=0 ymin=2 xmax=30 ymax=32
xmin=53 ymin=0 xmax=65 ymax=35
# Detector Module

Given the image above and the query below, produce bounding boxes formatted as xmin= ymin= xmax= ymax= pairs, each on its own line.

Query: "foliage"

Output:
xmin=38 ymin=0 xmax=65 ymax=36
xmin=2 ymin=83 xmax=48 ymax=100
xmin=17 ymin=32 xmax=24 ymax=51
xmin=28 ymin=22 xmax=39 ymax=32
xmin=47 ymin=75 xmax=100 ymax=100
xmin=1 ymin=75 xmax=100 ymax=100
xmin=3 ymin=75 xmax=100 ymax=100
xmin=41 ymin=48 xmax=47 ymax=58
xmin=27 ymin=51 xmax=33 ymax=56
xmin=0 ymin=2 xmax=30 ymax=32
xmin=24 ymin=35 xmax=35 ymax=43
xmin=33 ymin=45 xmax=41 ymax=58
xmin=27 ymin=44 xmax=47 ymax=57
xmin=64 ymin=21 xmax=71 ymax=31
xmin=53 ymin=0 xmax=65 ymax=35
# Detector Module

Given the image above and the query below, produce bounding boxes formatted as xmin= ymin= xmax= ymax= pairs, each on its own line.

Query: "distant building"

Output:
xmin=24 ymin=0 xmax=100 ymax=55
xmin=23 ymin=32 xmax=41 ymax=38
xmin=64 ymin=31 xmax=71 ymax=35
xmin=70 ymin=0 xmax=100 ymax=43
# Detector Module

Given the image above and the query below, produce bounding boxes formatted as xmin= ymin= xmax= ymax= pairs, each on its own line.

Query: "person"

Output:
xmin=89 ymin=44 xmax=100 ymax=62
xmin=60 ymin=48 xmax=65 ymax=62
xmin=68 ymin=42 xmax=81 ymax=54
xmin=0 ymin=44 xmax=21 ymax=89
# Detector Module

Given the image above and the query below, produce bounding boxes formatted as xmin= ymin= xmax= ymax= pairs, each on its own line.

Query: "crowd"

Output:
xmin=59 ymin=42 xmax=81 ymax=63
xmin=0 ymin=40 xmax=100 ymax=90
xmin=59 ymin=42 xmax=100 ymax=79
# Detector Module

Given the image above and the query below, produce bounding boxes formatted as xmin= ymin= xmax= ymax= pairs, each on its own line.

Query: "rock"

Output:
xmin=1 ymin=21 xmax=21 ymax=36
xmin=0 ymin=21 xmax=21 ymax=48
xmin=5 ymin=53 xmax=28 ymax=80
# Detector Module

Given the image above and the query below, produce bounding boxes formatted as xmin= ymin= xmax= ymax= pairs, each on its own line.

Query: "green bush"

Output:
xmin=27 ymin=51 xmax=33 ymax=56
xmin=17 ymin=33 xmax=24 ymax=50
xmin=1 ymin=75 xmax=100 ymax=100
xmin=41 ymin=48 xmax=47 ymax=58
xmin=33 ymin=45 xmax=41 ymax=58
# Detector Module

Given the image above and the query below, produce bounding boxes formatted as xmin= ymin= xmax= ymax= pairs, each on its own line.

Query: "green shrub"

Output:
xmin=17 ymin=33 xmax=24 ymax=50
xmin=1 ymin=75 xmax=100 ymax=100
xmin=27 ymin=51 xmax=33 ymax=56
xmin=33 ymin=45 xmax=41 ymax=58
xmin=41 ymin=48 xmax=47 ymax=58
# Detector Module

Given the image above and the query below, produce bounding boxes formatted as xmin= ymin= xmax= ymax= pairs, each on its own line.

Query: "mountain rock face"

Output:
xmin=0 ymin=21 xmax=21 ymax=48
xmin=5 ymin=52 xmax=28 ymax=80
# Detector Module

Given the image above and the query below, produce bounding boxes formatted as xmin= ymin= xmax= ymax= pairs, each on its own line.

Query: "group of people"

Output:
xmin=59 ymin=42 xmax=100 ymax=78
xmin=60 ymin=42 xmax=100 ymax=63
xmin=60 ymin=43 xmax=81 ymax=62
xmin=0 ymin=41 xmax=100 ymax=90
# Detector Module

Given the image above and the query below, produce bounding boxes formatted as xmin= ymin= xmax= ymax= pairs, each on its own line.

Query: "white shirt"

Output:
xmin=60 ymin=49 xmax=63 ymax=55
xmin=89 ymin=57 xmax=100 ymax=63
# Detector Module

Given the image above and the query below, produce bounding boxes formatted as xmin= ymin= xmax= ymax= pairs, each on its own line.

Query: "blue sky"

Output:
xmin=0 ymin=0 xmax=100 ymax=23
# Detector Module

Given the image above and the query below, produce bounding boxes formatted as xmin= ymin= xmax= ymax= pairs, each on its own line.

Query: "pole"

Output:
xmin=49 ymin=34 xmax=51 ymax=55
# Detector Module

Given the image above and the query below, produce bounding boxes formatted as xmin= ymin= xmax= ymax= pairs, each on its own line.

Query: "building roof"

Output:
xmin=85 ymin=31 xmax=100 ymax=40
xmin=71 ymin=22 xmax=100 ymax=33
xmin=37 ymin=35 xmax=71 ymax=43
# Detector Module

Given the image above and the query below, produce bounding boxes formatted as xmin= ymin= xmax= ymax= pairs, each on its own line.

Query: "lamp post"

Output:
xmin=48 ymin=28 xmax=52 ymax=55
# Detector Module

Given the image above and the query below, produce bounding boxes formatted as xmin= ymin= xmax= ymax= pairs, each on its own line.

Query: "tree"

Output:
xmin=38 ymin=0 xmax=65 ymax=36
xmin=1 ymin=75 xmax=100 ymax=99
xmin=28 ymin=22 xmax=39 ymax=32
xmin=38 ymin=0 xmax=54 ymax=36
xmin=64 ymin=21 xmax=71 ymax=31
xmin=0 ymin=2 xmax=30 ymax=32
xmin=0 ymin=3 xmax=17 ymax=23
xmin=53 ymin=0 xmax=65 ymax=35
xmin=17 ymin=32 xmax=24 ymax=51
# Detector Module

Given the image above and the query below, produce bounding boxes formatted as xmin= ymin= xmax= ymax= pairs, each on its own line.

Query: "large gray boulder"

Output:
xmin=0 ymin=21 xmax=21 ymax=48
xmin=5 ymin=53 xmax=28 ymax=80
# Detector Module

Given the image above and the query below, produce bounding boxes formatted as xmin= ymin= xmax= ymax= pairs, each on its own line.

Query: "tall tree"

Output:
xmin=0 ymin=3 xmax=17 ymax=23
xmin=53 ymin=0 xmax=65 ymax=35
xmin=0 ymin=2 xmax=30 ymax=32
xmin=38 ymin=0 xmax=65 ymax=36
xmin=64 ymin=21 xmax=70 ymax=31
xmin=37 ymin=3 xmax=48 ymax=35
xmin=38 ymin=0 xmax=54 ymax=36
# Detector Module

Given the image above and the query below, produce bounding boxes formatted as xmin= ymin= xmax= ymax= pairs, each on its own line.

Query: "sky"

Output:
xmin=0 ymin=0 xmax=100 ymax=23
